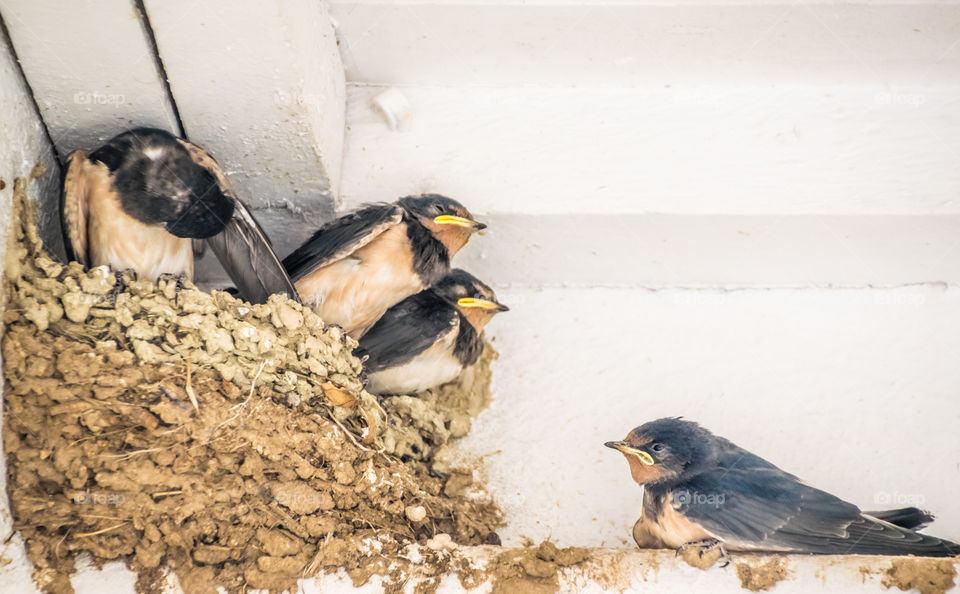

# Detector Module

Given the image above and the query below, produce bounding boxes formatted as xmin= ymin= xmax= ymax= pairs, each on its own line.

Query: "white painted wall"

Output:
xmin=340 ymin=85 xmax=960 ymax=218
xmin=329 ymin=1 xmax=960 ymax=87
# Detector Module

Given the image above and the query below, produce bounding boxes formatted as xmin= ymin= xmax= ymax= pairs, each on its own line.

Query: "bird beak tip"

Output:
xmin=604 ymin=441 xmax=623 ymax=450
xmin=474 ymin=221 xmax=487 ymax=231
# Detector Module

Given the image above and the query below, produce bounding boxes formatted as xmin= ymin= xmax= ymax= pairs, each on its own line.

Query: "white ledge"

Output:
xmin=2 ymin=539 xmax=957 ymax=593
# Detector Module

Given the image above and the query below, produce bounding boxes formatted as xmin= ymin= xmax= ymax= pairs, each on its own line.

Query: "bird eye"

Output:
xmin=434 ymin=204 xmax=445 ymax=214
xmin=651 ymin=443 xmax=665 ymax=452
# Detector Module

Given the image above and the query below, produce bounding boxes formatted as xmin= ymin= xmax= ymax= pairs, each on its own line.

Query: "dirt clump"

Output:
xmin=456 ymin=540 xmax=590 ymax=594
xmin=379 ymin=343 xmax=496 ymax=464
xmin=2 ymin=178 xmax=502 ymax=593
xmin=881 ymin=558 xmax=957 ymax=594
xmin=678 ymin=542 xmax=726 ymax=570
xmin=735 ymin=557 xmax=789 ymax=591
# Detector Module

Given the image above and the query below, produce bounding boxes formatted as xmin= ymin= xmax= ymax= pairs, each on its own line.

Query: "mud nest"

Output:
xmin=2 ymin=178 xmax=504 ymax=593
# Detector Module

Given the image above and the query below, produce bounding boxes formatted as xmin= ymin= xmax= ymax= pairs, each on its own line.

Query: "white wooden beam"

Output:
xmin=453 ymin=214 xmax=960 ymax=289
xmin=330 ymin=1 xmax=960 ymax=87
xmin=342 ymin=85 xmax=960 ymax=217
xmin=143 ymin=0 xmax=346 ymax=259
xmin=0 ymin=0 xmax=179 ymax=155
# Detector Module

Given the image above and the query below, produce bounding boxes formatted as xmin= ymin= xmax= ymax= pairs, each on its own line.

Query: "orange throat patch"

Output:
xmin=458 ymin=306 xmax=495 ymax=331
xmin=423 ymin=219 xmax=473 ymax=257
xmin=624 ymin=453 xmax=664 ymax=485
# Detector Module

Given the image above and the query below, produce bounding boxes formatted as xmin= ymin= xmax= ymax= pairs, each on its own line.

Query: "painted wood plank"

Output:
xmin=452 ymin=214 xmax=960 ymax=288
xmin=330 ymin=2 xmax=960 ymax=86
xmin=0 ymin=0 xmax=179 ymax=154
xmin=143 ymin=0 xmax=346 ymax=260
xmin=342 ymin=85 xmax=960 ymax=217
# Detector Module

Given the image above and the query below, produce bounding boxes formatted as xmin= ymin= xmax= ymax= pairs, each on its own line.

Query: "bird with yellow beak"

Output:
xmin=355 ymin=269 xmax=508 ymax=395
xmin=282 ymin=195 xmax=485 ymax=338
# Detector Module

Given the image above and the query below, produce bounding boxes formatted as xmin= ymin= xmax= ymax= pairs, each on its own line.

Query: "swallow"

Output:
xmin=281 ymin=195 xmax=485 ymax=338
xmin=61 ymin=127 xmax=298 ymax=304
xmin=605 ymin=417 xmax=959 ymax=557
xmin=354 ymin=269 xmax=508 ymax=395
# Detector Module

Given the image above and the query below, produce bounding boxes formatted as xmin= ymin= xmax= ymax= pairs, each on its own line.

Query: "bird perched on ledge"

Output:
xmin=61 ymin=128 xmax=298 ymax=304
xmin=282 ymin=195 xmax=485 ymax=338
xmin=355 ymin=269 xmax=508 ymax=395
xmin=605 ymin=418 xmax=958 ymax=559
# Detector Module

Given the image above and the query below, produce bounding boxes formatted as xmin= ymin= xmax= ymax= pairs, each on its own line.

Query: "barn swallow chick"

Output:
xmin=355 ymin=269 xmax=507 ymax=395
xmin=605 ymin=418 xmax=959 ymax=558
xmin=282 ymin=195 xmax=485 ymax=338
xmin=62 ymin=128 xmax=298 ymax=304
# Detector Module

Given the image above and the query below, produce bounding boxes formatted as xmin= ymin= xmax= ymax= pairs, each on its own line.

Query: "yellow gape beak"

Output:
xmin=457 ymin=297 xmax=508 ymax=312
xmin=633 ymin=450 xmax=655 ymax=465
xmin=604 ymin=441 xmax=655 ymax=465
xmin=433 ymin=215 xmax=486 ymax=230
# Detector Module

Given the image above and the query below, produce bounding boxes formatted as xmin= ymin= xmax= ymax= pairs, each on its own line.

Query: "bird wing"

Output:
xmin=864 ymin=507 xmax=934 ymax=531
xmin=281 ymin=204 xmax=404 ymax=281
xmin=675 ymin=468 xmax=958 ymax=556
xmin=172 ymin=139 xmax=300 ymax=304
xmin=61 ymin=150 xmax=92 ymax=265
xmin=205 ymin=199 xmax=301 ymax=304
xmin=355 ymin=292 xmax=459 ymax=373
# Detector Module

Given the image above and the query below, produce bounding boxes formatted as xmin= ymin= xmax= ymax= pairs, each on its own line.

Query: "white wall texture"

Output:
xmin=2 ymin=0 xmax=960 ymax=592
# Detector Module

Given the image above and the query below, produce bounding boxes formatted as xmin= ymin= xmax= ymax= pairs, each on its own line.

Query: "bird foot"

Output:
xmin=676 ymin=539 xmax=729 ymax=569
xmin=107 ymin=269 xmax=137 ymax=304
xmin=157 ymin=273 xmax=187 ymax=304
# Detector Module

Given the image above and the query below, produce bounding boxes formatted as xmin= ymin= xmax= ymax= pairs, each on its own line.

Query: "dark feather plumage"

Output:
xmin=282 ymin=204 xmax=403 ymax=281
xmin=667 ymin=467 xmax=957 ymax=556
xmin=865 ymin=507 xmax=935 ymax=531
xmin=355 ymin=291 xmax=459 ymax=372
xmin=205 ymin=199 xmax=300 ymax=304
xmin=354 ymin=268 xmax=505 ymax=395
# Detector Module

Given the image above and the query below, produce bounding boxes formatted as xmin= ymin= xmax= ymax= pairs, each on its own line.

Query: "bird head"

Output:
xmin=398 ymin=194 xmax=485 ymax=256
xmin=432 ymin=269 xmax=508 ymax=329
xmin=605 ymin=417 xmax=714 ymax=486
